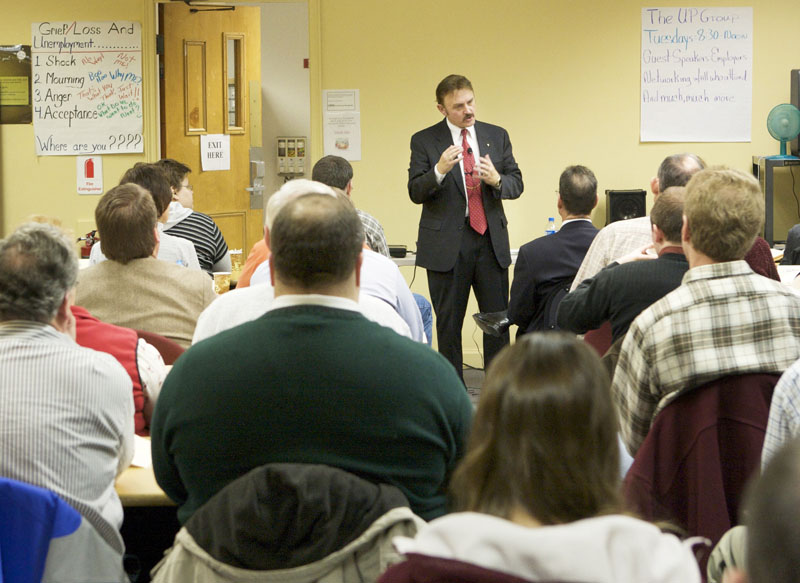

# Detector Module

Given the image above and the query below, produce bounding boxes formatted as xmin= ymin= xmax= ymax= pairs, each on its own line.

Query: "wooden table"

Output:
xmin=115 ymin=466 xmax=174 ymax=507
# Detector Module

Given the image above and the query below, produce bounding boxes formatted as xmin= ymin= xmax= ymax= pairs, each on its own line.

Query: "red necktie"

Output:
xmin=462 ymin=129 xmax=487 ymax=235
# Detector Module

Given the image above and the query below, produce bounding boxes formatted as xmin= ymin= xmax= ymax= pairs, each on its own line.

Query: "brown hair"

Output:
xmin=450 ymin=332 xmax=622 ymax=525
xmin=95 ymin=183 xmax=157 ymax=264
xmin=649 ymin=186 xmax=685 ymax=243
xmin=559 ymin=165 xmax=597 ymax=215
xmin=155 ymin=158 xmax=192 ymax=192
xmin=435 ymin=74 xmax=473 ymax=105
xmin=684 ymin=167 xmax=764 ymax=262
xmin=120 ymin=163 xmax=172 ymax=216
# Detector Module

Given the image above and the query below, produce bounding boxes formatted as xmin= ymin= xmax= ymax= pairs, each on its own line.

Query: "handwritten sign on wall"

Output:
xmin=640 ymin=7 xmax=752 ymax=142
xmin=31 ymin=21 xmax=143 ymax=155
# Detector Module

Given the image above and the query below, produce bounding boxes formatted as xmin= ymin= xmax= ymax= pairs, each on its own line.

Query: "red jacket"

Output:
xmin=72 ymin=305 xmax=146 ymax=434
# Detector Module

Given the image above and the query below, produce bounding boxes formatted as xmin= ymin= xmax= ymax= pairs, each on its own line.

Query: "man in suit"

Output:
xmin=409 ymin=74 xmax=523 ymax=380
xmin=508 ymin=165 xmax=598 ymax=337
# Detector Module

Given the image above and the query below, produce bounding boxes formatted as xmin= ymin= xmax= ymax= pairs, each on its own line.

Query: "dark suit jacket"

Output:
xmin=508 ymin=220 xmax=598 ymax=335
xmin=408 ymin=119 xmax=523 ymax=272
xmin=557 ymin=252 xmax=689 ymax=343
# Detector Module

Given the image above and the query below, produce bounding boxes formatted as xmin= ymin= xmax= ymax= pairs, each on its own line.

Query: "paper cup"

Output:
xmin=213 ymin=271 xmax=231 ymax=294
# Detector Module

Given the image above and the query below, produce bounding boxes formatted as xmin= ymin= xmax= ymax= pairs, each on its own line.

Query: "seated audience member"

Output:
xmin=379 ymin=333 xmax=701 ymax=583
xmin=571 ymin=153 xmax=705 ymax=289
xmin=151 ymin=193 xmax=471 ymax=525
xmin=312 ymin=154 xmax=390 ymax=256
xmin=193 ymin=180 xmax=412 ymax=343
xmin=72 ymin=305 xmax=166 ymax=435
xmin=780 ymin=222 xmax=800 ymax=265
xmin=708 ymin=436 xmax=800 ymax=583
xmin=76 ymin=184 xmax=216 ymax=348
xmin=156 ymin=158 xmax=231 ymax=275
xmin=744 ymin=235 xmax=780 ymax=281
xmin=0 ymin=223 xmax=134 ymax=553
xmin=613 ymin=168 xmax=800 ymax=455
xmin=248 ymin=202 xmax=425 ymax=343
xmin=236 ymin=155 xmax=392 ymax=288
xmin=508 ymin=165 xmax=598 ymax=336
xmin=90 ymin=163 xmax=200 ymax=270
xmin=558 ymin=187 xmax=688 ymax=345
xmin=760 ymin=356 xmax=800 ymax=468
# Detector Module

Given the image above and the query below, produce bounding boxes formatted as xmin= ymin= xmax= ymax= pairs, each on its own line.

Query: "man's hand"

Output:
xmin=436 ymin=145 xmax=464 ymax=175
xmin=615 ymin=243 xmax=657 ymax=264
xmin=475 ymin=155 xmax=501 ymax=188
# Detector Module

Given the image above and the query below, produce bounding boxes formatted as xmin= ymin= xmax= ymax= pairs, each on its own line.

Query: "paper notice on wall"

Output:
xmin=640 ymin=7 xmax=752 ymax=142
xmin=76 ymin=155 xmax=103 ymax=194
xmin=31 ymin=21 xmax=143 ymax=155
xmin=323 ymin=89 xmax=361 ymax=160
xmin=201 ymin=134 xmax=230 ymax=171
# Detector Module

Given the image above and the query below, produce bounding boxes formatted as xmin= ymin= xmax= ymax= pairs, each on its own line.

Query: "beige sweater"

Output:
xmin=75 ymin=257 xmax=216 ymax=348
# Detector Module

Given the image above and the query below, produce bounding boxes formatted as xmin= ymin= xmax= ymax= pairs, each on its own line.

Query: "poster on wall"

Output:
xmin=323 ymin=89 xmax=361 ymax=161
xmin=640 ymin=7 xmax=753 ymax=142
xmin=0 ymin=45 xmax=32 ymax=124
xmin=31 ymin=21 xmax=143 ymax=155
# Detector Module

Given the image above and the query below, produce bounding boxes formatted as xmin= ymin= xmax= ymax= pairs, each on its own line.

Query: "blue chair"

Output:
xmin=0 ymin=477 xmax=126 ymax=582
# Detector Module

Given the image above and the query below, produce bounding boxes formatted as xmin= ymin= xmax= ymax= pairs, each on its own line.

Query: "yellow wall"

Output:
xmin=313 ymin=0 xmax=797 ymax=245
xmin=0 ymin=0 xmax=157 ymax=238
xmin=311 ymin=0 xmax=800 ymax=364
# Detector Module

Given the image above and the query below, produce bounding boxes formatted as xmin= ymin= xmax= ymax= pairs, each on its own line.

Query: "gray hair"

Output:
xmin=264 ymin=179 xmax=335 ymax=229
xmin=0 ymin=223 xmax=78 ymax=323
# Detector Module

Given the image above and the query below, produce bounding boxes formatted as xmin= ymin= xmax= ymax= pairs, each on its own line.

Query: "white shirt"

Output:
xmin=192 ymin=283 xmax=412 ymax=344
xmin=0 ymin=321 xmax=134 ymax=553
xmin=434 ymin=119 xmax=480 ymax=216
xmin=249 ymin=249 xmax=425 ymax=342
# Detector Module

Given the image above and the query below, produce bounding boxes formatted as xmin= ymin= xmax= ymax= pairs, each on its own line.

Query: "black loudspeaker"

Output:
xmin=606 ymin=189 xmax=647 ymax=224
xmin=791 ymin=69 xmax=800 ymax=157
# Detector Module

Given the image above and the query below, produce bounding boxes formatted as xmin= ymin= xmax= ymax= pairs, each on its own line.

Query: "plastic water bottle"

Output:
xmin=545 ymin=217 xmax=557 ymax=235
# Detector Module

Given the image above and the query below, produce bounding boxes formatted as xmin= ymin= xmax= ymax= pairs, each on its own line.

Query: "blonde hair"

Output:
xmin=684 ymin=168 xmax=764 ymax=262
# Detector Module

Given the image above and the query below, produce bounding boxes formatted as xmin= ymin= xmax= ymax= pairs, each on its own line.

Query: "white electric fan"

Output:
xmin=766 ymin=103 xmax=800 ymax=158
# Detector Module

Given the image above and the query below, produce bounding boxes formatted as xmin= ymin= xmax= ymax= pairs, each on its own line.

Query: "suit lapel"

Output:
xmin=474 ymin=121 xmax=494 ymax=165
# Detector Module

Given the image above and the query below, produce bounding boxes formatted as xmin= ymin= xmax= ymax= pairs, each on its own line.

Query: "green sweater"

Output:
xmin=151 ymin=304 xmax=472 ymax=523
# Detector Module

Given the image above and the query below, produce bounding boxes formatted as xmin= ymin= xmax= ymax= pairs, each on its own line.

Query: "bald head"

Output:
xmin=264 ymin=179 xmax=335 ymax=229
xmin=270 ymin=193 xmax=364 ymax=293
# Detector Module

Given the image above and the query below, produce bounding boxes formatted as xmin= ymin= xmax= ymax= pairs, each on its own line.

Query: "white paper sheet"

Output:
xmin=640 ymin=7 xmax=753 ymax=142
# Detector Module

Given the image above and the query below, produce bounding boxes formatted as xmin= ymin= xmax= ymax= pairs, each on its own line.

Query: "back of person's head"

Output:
xmin=744 ymin=436 xmax=800 ymax=583
xmin=270 ymin=193 xmax=364 ymax=291
xmin=650 ymin=186 xmax=686 ymax=243
xmin=450 ymin=332 xmax=621 ymax=525
xmin=435 ymin=74 xmax=473 ymax=104
xmin=657 ymin=153 xmax=706 ymax=191
xmin=264 ymin=179 xmax=336 ymax=229
xmin=120 ymin=163 xmax=172 ymax=216
xmin=684 ymin=167 xmax=763 ymax=262
xmin=154 ymin=158 xmax=192 ymax=192
xmin=558 ymin=165 xmax=597 ymax=216
xmin=95 ymin=183 xmax=158 ymax=264
xmin=311 ymin=155 xmax=353 ymax=190
xmin=0 ymin=222 xmax=77 ymax=323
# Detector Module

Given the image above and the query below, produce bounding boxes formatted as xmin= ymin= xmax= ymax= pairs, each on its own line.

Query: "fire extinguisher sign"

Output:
xmin=77 ymin=156 xmax=103 ymax=194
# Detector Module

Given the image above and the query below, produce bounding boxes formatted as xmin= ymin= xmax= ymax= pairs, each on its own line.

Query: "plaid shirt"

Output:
xmin=613 ymin=260 xmax=800 ymax=455
xmin=762 ymin=358 xmax=800 ymax=469
xmin=571 ymin=216 xmax=651 ymax=291
xmin=357 ymin=209 xmax=390 ymax=258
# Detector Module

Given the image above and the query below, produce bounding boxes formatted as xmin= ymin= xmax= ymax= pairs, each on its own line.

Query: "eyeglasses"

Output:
xmin=181 ymin=183 xmax=193 ymax=191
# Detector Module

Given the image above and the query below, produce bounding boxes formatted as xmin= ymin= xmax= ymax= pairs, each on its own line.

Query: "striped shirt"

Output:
xmin=762 ymin=358 xmax=800 ymax=468
xmin=571 ymin=216 xmax=652 ymax=291
xmin=613 ymin=261 xmax=800 ymax=455
xmin=165 ymin=209 xmax=229 ymax=275
xmin=0 ymin=321 xmax=135 ymax=552
xmin=356 ymin=209 xmax=390 ymax=257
